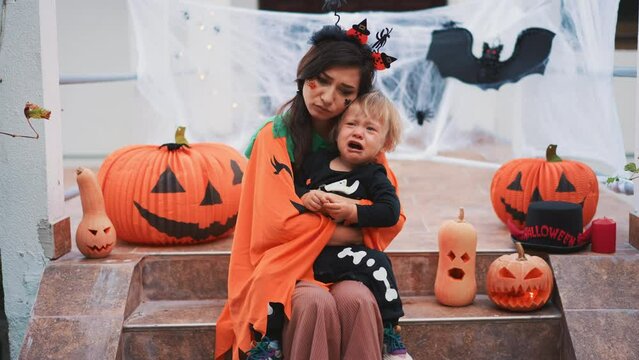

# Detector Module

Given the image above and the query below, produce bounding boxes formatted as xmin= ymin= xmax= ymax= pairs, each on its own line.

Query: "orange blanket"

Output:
xmin=214 ymin=122 xmax=405 ymax=359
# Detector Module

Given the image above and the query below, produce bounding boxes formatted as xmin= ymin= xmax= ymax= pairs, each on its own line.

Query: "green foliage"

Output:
xmin=607 ymin=160 xmax=639 ymax=183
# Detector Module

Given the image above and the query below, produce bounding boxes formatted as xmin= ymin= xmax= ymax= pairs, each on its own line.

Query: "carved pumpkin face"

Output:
xmin=486 ymin=245 xmax=553 ymax=311
xmin=434 ymin=209 xmax=477 ymax=307
xmin=76 ymin=216 xmax=116 ymax=258
xmin=98 ymin=142 xmax=246 ymax=245
xmin=490 ymin=145 xmax=598 ymax=228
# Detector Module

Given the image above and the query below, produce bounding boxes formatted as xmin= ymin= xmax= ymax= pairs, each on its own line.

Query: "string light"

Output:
xmin=207 ymin=44 xmax=212 ymax=50
xmin=231 ymin=102 xmax=239 ymax=109
xmin=199 ymin=24 xmax=205 ymax=31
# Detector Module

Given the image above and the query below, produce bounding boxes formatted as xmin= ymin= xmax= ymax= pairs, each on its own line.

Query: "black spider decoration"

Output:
xmin=371 ymin=28 xmax=393 ymax=51
xmin=411 ymin=107 xmax=435 ymax=126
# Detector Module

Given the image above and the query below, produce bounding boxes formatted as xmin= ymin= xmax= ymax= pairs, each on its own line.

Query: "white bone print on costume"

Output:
xmin=366 ymin=259 xmax=376 ymax=267
xmin=322 ymin=179 xmax=360 ymax=195
xmin=337 ymin=247 xmax=367 ymax=265
xmin=373 ymin=267 xmax=399 ymax=302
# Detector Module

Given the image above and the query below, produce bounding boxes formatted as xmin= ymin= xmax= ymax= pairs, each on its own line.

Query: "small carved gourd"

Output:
xmin=76 ymin=167 xmax=116 ymax=258
xmin=434 ymin=208 xmax=477 ymax=306
xmin=486 ymin=242 xmax=553 ymax=311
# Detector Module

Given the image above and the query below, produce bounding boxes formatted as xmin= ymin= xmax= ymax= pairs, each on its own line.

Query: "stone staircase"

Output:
xmin=20 ymin=161 xmax=638 ymax=359
xmin=118 ymin=251 xmax=563 ymax=360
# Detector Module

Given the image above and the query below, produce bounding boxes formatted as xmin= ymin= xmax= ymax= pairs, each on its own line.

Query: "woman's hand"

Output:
xmin=328 ymin=225 xmax=363 ymax=246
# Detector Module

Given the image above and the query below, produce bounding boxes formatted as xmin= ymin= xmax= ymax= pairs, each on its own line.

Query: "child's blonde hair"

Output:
xmin=349 ymin=90 xmax=402 ymax=151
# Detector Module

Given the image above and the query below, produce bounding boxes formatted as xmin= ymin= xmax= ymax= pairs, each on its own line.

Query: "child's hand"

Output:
xmin=322 ymin=202 xmax=358 ymax=225
xmin=301 ymin=190 xmax=327 ymax=212
xmin=321 ymin=192 xmax=359 ymax=205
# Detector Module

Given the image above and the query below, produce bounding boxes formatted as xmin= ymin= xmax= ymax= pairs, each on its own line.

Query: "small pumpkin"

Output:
xmin=434 ymin=208 xmax=477 ymax=307
xmin=486 ymin=242 xmax=553 ymax=311
xmin=76 ymin=167 xmax=116 ymax=258
xmin=490 ymin=144 xmax=598 ymax=228
xmin=97 ymin=127 xmax=246 ymax=245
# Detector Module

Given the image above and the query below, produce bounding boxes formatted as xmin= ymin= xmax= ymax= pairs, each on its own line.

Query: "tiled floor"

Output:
xmin=63 ymin=159 xmax=634 ymax=255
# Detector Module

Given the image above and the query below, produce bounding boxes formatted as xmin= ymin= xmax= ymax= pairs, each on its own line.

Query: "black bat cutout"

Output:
xmin=271 ymin=156 xmax=292 ymax=177
xmin=427 ymin=27 xmax=555 ymax=90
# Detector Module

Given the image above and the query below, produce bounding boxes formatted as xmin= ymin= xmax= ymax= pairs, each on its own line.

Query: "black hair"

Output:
xmin=278 ymin=26 xmax=375 ymax=168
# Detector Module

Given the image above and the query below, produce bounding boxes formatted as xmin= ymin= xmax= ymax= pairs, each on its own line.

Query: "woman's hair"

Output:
xmin=331 ymin=90 xmax=402 ymax=152
xmin=278 ymin=26 xmax=375 ymax=168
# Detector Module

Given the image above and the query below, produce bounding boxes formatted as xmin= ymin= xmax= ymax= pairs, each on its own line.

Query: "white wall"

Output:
xmin=0 ymin=1 xmax=64 ymax=358
xmin=58 ymin=0 xmax=258 ymax=167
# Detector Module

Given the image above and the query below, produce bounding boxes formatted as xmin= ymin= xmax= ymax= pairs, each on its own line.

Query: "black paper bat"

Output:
xmin=427 ymin=27 xmax=555 ymax=90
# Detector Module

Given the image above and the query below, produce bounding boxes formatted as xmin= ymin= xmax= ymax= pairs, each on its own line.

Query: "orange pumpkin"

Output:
xmin=486 ymin=242 xmax=553 ymax=311
xmin=76 ymin=167 xmax=116 ymax=258
xmin=97 ymin=127 xmax=246 ymax=245
xmin=490 ymin=144 xmax=598 ymax=228
xmin=434 ymin=208 xmax=477 ymax=306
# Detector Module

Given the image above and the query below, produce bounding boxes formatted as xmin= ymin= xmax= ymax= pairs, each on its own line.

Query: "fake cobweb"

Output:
xmin=127 ymin=0 xmax=624 ymax=174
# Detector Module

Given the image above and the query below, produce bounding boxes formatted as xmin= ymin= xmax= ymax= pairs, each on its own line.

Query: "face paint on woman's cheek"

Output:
xmin=344 ymin=99 xmax=352 ymax=106
xmin=307 ymin=80 xmax=317 ymax=90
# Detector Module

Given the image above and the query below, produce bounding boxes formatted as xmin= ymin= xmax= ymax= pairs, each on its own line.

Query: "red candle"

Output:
xmin=591 ymin=218 xmax=616 ymax=253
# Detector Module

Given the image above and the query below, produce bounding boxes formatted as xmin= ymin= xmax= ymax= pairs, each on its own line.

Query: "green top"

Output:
xmin=244 ymin=113 xmax=330 ymax=162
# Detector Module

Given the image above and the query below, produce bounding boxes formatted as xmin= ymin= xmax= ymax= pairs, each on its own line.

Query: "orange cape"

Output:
xmin=214 ymin=122 xmax=405 ymax=359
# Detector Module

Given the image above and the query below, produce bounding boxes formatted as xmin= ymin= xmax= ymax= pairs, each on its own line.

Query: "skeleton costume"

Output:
xmin=295 ymin=147 xmax=405 ymax=324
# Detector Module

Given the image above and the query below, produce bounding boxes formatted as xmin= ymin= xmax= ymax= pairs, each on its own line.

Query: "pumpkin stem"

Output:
xmin=515 ymin=242 xmax=527 ymax=261
xmin=159 ymin=126 xmax=191 ymax=151
xmin=457 ymin=207 xmax=465 ymax=222
xmin=546 ymin=144 xmax=562 ymax=162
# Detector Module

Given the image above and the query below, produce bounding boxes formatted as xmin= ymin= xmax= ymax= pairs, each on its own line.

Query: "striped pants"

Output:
xmin=282 ymin=280 xmax=383 ymax=360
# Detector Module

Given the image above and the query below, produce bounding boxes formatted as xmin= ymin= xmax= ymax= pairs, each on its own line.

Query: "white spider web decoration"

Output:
xmin=128 ymin=0 xmax=624 ymax=174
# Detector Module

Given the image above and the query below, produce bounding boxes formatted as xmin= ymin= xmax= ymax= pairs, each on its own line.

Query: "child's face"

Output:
xmin=336 ymin=103 xmax=387 ymax=165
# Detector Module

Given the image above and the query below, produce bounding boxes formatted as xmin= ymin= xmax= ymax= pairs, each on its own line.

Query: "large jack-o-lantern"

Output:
xmin=486 ymin=242 xmax=554 ymax=311
xmin=98 ymin=127 xmax=246 ymax=245
xmin=490 ymin=144 xmax=598 ymax=228
xmin=434 ymin=208 xmax=477 ymax=307
xmin=76 ymin=167 xmax=116 ymax=258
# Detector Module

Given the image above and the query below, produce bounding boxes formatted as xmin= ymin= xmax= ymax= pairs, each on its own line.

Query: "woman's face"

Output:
xmin=302 ymin=66 xmax=361 ymax=124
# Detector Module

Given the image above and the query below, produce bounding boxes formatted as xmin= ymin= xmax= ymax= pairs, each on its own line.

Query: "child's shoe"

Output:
xmin=383 ymin=325 xmax=413 ymax=360
xmin=246 ymin=337 xmax=283 ymax=360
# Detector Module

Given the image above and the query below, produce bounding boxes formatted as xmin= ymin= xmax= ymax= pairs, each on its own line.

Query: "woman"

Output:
xmin=214 ymin=24 xmax=406 ymax=360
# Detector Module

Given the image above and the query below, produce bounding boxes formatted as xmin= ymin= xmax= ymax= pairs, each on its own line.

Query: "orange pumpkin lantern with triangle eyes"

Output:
xmin=490 ymin=144 xmax=598 ymax=228
xmin=486 ymin=242 xmax=554 ymax=311
xmin=434 ymin=208 xmax=477 ymax=307
xmin=76 ymin=167 xmax=116 ymax=258
xmin=97 ymin=127 xmax=246 ymax=245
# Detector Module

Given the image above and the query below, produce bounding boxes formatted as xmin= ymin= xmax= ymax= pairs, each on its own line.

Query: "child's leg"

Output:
xmin=314 ymin=245 xmax=404 ymax=325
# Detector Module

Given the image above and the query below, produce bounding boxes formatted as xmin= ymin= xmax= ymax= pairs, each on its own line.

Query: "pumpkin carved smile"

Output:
xmin=133 ymin=201 xmax=237 ymax=241
xmin=88 ymin=243 xmax=114 ymax=252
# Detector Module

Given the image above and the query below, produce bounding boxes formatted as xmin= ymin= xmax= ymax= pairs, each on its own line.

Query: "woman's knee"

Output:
xmin=331 ymin=280 xmax=377 ymax=307
xmin=291 ymin=281 xmax=338 ymax=315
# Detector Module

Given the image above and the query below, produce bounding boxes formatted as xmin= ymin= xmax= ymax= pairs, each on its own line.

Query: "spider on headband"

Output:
xmin=345 ymin=19 xmax=397 ymax=70
xmin=309 ymin=14 xmax=398 ymax=71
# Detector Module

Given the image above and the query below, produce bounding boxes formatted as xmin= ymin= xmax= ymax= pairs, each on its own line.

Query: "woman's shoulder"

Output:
xmin=244 ymin=114 xmax=288 ymax=158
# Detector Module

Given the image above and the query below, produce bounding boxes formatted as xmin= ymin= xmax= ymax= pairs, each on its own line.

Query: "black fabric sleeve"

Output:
xmin=293 ymin=150 xmax=322 ymax=198
xmin=356 ymin=165 xmax=401 ymax=227
xmin=294 ymin=162 xmax=311 ymax=198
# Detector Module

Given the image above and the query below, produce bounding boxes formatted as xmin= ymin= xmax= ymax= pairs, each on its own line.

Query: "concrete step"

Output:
xmin=136 ymin=251 xmax=512 ymax=301
xmin=121 ymin=295 xmax=562 ymax=360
